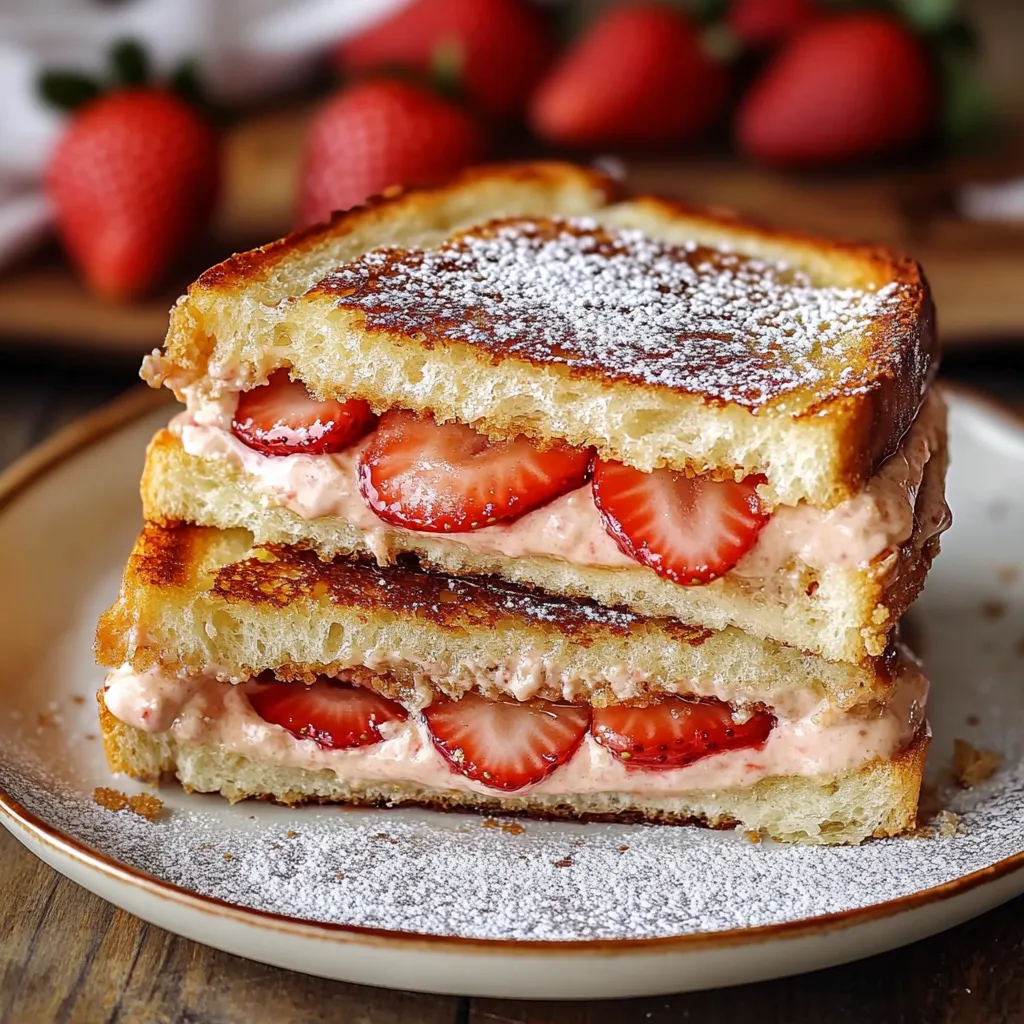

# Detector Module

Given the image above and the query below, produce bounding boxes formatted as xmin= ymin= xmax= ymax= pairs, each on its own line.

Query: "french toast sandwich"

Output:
xmin=95 ymin=160 xmax=947 ymax=845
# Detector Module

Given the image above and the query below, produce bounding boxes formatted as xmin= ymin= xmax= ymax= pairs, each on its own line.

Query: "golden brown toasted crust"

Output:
xmin=150 ymin=161 xmax=938 ymax=507
xmin=195 ymin=162 xmax=622 ymax=296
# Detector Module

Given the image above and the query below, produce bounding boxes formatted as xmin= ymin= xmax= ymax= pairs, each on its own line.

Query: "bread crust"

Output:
xmin=96 ymin=689 xmax=928 ymax=845
xmin=150 ymin=161 xmax=938 ymax=509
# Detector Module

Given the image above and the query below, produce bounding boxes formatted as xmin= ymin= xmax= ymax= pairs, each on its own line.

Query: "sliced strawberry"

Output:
xmin=358 ymin=410 xmax=592 ymax=532
xmin=592 ymin=459 xmax=769 ymax=585
xmin=248 ymin=679 xmax=407 ymax=749
xmin=593 ymin=698 xmax=775 ymax=769
xmin=423 ymin=692 xmax=591 ymax=791
xmin=231 ymin=370 xmax=376 ymax=457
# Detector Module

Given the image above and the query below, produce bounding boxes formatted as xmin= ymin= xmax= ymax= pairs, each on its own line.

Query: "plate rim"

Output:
xmin=2 ymin=380 xmax=1023 ymax=957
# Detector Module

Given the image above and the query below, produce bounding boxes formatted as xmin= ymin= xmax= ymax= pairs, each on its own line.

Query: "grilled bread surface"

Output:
xmin=98 ymin=692 xmax=927 ymax=846
xmin=148 ymin=161 xmax=937 ymax=509
xmin=96 ymin=523 xmax=898 ymax=711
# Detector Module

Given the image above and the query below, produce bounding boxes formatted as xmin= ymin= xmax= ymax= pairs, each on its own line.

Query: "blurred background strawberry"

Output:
xmin=529 ymin=3 xmax=727 ymax=148
xmin=297 ymin=78 xmax=484 ymax=226
xmin=335 ymin=0 xmax=553 ymax=120
xmin=736 ymin=13 xmax=936 ymax=166
xmin=41 ymin=41 xmax=219 ymax=302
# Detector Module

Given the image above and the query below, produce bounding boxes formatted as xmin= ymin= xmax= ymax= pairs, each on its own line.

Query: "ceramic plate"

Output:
xmin=1 ymin=386 xmax=1023 ymax=1000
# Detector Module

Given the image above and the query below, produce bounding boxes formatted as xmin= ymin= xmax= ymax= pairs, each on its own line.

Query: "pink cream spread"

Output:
xmin=170 ymin=388 xmax=948 ymax=577
xmin=103 ymin=659 xmax=927 ymax=796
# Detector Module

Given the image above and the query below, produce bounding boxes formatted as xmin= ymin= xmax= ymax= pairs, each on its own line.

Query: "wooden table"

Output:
xmin=1 ymin=354 xmax=1023 ymax=1023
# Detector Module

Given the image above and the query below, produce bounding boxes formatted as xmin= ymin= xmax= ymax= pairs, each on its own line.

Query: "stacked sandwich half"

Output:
xmin=96 ymin=162 xmax=949 ymax=844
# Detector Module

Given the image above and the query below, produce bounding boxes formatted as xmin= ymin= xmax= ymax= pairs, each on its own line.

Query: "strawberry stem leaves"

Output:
xmin=108 ymin=38 xmax=150 ymax=86
xmin=37 ymin=72 xmax=102 ymax=113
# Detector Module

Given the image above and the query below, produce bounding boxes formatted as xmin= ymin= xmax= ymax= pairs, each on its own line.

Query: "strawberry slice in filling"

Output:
xmin=358 ymin=409 xmax=592 ymax=532
xmin=592 ymin=697 xmax=775 ymax=769
xmin=423 ymin=693 xmax=591 ymax=791
xmin=249 ymin=678 xmax=407 ymax=749
xmin=592 ymin=458 xmax=769 ymax=584
xmin=231 ymin=369 xmax=376 ymax=457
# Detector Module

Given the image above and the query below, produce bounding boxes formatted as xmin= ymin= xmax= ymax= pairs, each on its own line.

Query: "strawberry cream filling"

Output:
xmin=102 ymin=655 xmax=927 ymax=796
xmin=170 ymin=386 xmax=948 ymax=578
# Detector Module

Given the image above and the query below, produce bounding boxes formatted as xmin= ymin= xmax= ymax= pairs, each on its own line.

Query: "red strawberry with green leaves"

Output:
xmin=43 ymin=41 xmax=219 ymax=301
xmin=249 ymin=679 xmax=407 ymax=749
xmin=336 ymin=0 xmax=553 ymax=120
xmin=736 ymin=13 xmax=935 ymax=167
xmin=358 ymin=410 xmax=592 ymax=533
xmin=297 ymin=79 xmax=484 ymax=227
xmin=231 ymin=369 xmax=376 ymax=457
xmin=424 ymin=693 xmax=591 ymax=791
xmin=593 ymin=697 xmax=775 ymax=769
xmin=591 ymin=459 xmax=768 ymax=585
xmin=529 ymin=2 xmax=728 ymax=148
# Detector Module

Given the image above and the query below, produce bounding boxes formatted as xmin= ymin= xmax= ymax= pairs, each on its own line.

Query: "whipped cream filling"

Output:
xmin=171 ymin=387 xmax=948 ymax=578
xmin=103 ymin=658 xmax=927 ymax=796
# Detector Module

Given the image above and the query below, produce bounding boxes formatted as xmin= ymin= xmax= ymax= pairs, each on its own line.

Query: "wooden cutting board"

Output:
xmin=1 ymin=107 xmax=1021 ymax=358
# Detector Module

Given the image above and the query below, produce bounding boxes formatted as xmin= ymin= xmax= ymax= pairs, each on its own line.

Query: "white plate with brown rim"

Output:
xmin=1 ymin=384 xmax=1023 ymax=1000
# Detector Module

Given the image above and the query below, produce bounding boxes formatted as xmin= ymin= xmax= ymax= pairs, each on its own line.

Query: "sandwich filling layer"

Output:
xmin=103 ymin=655 xmax=927 ymax=797
xmin=169 ymin=387 xmax=948 ymax=581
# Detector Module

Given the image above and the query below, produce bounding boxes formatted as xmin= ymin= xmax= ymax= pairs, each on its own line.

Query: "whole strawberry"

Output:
xmin=736 ymin=14 xmax=935 ymax=167
xmin=297 ymin=79 xmax=484 ymax=227
xmin=337 ymin=0 xmax=552 ymax=120
xmin=728 ymin=0 xmax=819 ymax=48
xmin=46 ymin=82 xmax=218 ymax=301
xmin=529 ymin=3 xmax=727 ymax=149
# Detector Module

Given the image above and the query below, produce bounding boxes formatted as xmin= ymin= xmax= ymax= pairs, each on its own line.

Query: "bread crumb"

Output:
xmin=997 ymin=565 xmax=1019 ymax=584
xmin=744 ymin=830 xmax=763 ymax=844
xmin=223 ymin=852 xmax=233 ymax=862
xmin=481 ymin=818 xmax=499 ymax=829
xmin=618 ymin=844 xmax=630 ymax=853
xmin=906 ymin=809 xmax=965 ymax=840
xmin=93 ymin=787 xmax=128 ymax=812
xmin=36 ymin=712 xmax=54 ymax=728
xmin=953 ymin=739 xmax=1002 ymax=788
xmin=127 ymin=793 xmax=165 ymax=822
xmin=501 ymin=822 xmax=525 ymax=835
xmin=84 ymin=734 xmax=97 ymax=741
xmin=981 ymin=601 xmax=1006 ymax=620
xmin=554 ymin=856 xmax=574 ymax=868
xmin=71 ymin=695 xmax=86 ymax=705
xmin=335 ymin=872 xmax=345 ymax=880
xmin=287 ymin=830 xmax=298 ymax=838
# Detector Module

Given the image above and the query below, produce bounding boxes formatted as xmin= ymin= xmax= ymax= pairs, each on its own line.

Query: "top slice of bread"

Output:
xmin=149 ymin=161 xmax=937 ymax=508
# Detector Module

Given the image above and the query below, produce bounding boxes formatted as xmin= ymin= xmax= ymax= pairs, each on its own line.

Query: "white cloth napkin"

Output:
xmin=0 ymin=0 xmax=410 ymax=268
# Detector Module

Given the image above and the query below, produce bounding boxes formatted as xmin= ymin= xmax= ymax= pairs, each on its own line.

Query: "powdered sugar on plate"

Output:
xmin=317 ymin=218 xmax=909 ymax=408
xmin=2 ymin=741 xmax=1022 ymax=941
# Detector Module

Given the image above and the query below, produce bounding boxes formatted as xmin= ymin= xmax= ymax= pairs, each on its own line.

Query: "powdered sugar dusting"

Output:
xmin=317 ymin=218 xmax=907 ymax=408
xmin=3 ymin=746 xmax=1023 ymax=941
